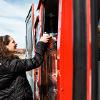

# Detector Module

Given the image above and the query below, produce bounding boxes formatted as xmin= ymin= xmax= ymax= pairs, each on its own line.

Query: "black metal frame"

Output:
xmin=73 ymin=0 xmax=87 ymax=100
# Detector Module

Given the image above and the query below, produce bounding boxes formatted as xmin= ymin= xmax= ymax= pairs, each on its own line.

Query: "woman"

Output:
xmin=0 ymin=34 xmax=50 ymax=100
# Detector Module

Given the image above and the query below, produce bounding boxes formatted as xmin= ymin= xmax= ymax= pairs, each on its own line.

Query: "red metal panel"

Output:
xmin=33 ymin=3 xmax=43 ymax=99
xmin=39 ymin=3 xmax=43 ymax=36
xmin=57 ymin=0 xmax=73 ymax=99
xmin=32 ymin=4 xmax=34 ymax=33
xmin=86 ymin=0 xmax=92 ymax=100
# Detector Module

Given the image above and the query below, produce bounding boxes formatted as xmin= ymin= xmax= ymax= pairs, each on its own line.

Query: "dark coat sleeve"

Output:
xmin=6 ymin=42 xmax=47 ymax=72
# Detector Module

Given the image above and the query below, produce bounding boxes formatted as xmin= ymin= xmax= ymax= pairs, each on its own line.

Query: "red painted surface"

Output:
xmin=33 ymin=2 xmax=43 ymax=99
xmin=39 ymin=4 xmax=43 ymax=36
xmin=86 ymin=0 xmax=92 ymax=100
xmin=32 ymin=4 xmax=34 ymax=34
xmin=57 ymin=0 xmax=73 ymax=99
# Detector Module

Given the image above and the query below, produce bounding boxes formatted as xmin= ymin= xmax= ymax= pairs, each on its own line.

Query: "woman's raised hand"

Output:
xmin=40 ymin=34 xmax=51 ymax=43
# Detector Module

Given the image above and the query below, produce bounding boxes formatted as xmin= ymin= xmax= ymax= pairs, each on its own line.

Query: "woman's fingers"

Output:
xmin=40 ymin=35 xmax=51 ymax=43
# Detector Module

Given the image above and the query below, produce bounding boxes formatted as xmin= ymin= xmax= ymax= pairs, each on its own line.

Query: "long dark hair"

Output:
xmin=0 ymin=35 xmax=18 ymax=59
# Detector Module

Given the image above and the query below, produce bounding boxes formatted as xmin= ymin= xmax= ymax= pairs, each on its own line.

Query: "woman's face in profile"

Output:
xmin=6 ymin=36 xmax=17 ymax=53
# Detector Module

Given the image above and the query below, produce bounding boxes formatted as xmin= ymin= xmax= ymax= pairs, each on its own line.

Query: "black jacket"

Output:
xmin=0 ymin=42 xmax=46 ymax=100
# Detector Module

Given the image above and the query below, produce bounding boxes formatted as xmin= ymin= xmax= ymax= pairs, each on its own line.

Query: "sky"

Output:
xmin=0 ymin=0 xmax=38 ymax=48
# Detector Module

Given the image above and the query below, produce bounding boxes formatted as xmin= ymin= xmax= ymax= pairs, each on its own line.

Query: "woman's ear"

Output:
xmin=6 ymin=45 xmax=9 ymax=50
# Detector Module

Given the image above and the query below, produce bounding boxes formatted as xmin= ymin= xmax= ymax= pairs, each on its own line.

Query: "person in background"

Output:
xmin=0 ymin=34 xmax=51 ymax=100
